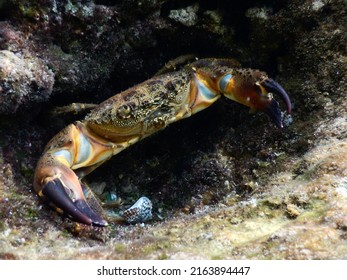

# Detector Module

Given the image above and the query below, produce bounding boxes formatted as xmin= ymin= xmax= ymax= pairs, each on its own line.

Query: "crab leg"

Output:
xmin=34 ymin=122 xmax=119 ymax=226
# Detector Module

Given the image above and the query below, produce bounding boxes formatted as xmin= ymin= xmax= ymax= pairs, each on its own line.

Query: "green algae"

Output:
xmin=113 ymin=243 xmax=127 ymax=254
xmin=17 ymin=2 xmax=42 ymax=22
xmin=296 ymin=200 xmax=329 ymax=222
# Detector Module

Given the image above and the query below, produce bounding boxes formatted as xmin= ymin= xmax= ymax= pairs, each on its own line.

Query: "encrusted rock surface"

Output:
xmin=0 ymin=49 xmax=54 ymax=114
xmin=0 ymin=0 xmax=346 ymax=259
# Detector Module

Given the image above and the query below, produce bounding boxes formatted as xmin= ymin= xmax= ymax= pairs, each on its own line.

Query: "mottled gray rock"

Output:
xmin=0 ymin=50 xmax=54 ymax=114
xmin=168 ymin=4 xmax=199 ymax=27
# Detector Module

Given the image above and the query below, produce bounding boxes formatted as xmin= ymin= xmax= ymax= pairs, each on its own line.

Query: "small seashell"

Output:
xmin=122 ymin=196 xmax=152 ymax=223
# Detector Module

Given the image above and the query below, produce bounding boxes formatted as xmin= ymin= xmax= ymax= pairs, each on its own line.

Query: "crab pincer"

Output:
xmin=258 ymin=78 xmax=292 ymax=128
xmin=35 ymin=160 xmax=108 ymax=226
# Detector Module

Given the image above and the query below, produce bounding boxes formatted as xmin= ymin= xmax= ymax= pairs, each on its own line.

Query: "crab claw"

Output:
xmin=262 ymin=99 xmax=283 ymax=128
xmin=40 ymin=178 xmax=108 ymax=227
xmin=258 ymin=78 xmax=292 ymax=128
xmin=35 ymin=161 xmax=108 ymax=227
xmin=217 ymin=69 xmax=292 ymax=128
xmin=260 ymin=78 xmax=292 ymax=114
xmin=253 ymin=77 xmax=292 ymax=128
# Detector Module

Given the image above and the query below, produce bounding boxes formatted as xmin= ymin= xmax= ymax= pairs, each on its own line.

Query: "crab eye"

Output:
xmin=117 ymin=104 xmax=132 ymax=119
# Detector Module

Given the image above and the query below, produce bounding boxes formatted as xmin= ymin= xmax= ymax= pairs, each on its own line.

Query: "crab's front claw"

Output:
xmin=36 ymin=163 xmax=108 ymax=227
xmin=42 ymin=179 xmax=107 ymax=227
xmin=259 ymin=78 xmax=292 ymax=128
xmin=218 ymin=69 xmax=292 ymax=128
xmin=260 ymin=78 xmax=292 ymax=114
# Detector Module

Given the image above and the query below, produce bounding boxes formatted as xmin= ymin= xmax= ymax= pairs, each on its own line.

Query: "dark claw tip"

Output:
xmin=261 ymin=78 xmax=292 ymax=114
xmin=42 ymin=179 xmax=108 ymax=227
xmin=264 ymin=99 xmax=283 ymax=128
xmin=42 ymin=179 xmax=93 ymax=225
xmin=74 ymin=199 xmax=108 ymax=227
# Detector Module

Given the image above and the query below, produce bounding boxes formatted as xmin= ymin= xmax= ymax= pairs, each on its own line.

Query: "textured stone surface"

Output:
xmin=0 ymin=50 xmax=54 ymax=114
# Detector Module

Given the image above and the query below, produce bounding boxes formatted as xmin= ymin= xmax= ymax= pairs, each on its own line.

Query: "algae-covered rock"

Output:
xmin=0 ymin=0 xmax=346 ymax=259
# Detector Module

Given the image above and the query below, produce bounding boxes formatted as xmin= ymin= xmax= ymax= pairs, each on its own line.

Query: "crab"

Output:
xmin=34 ymin=58 xmax=292 ymax=227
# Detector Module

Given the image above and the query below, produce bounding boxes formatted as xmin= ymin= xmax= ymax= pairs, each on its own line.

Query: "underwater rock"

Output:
xmin=0 ymin=50 xmax=54 ymax=114
xmin=168 ymin=4 xmax=199 ymax=27
xmin=246 ymin=6 xmax=272 ymax=20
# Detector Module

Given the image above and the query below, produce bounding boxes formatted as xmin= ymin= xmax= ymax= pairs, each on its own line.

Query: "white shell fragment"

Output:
xmin=122 ymin=196 xmax=152 ymax=224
